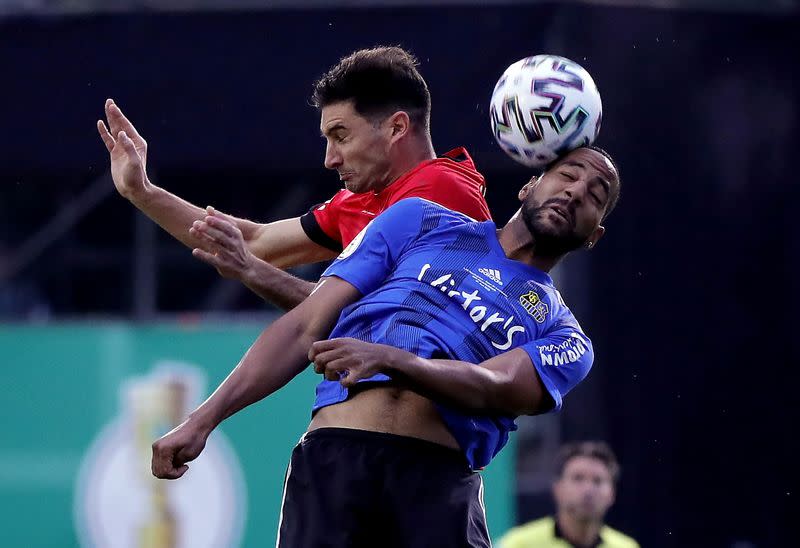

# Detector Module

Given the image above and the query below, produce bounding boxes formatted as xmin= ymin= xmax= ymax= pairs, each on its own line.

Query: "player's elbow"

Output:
xmin=485 ymin=372 xmax=537 ymax=416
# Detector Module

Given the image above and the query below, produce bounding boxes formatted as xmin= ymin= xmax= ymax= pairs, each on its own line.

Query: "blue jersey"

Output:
xmin=315 ymin=198 xmax=593 ymax=469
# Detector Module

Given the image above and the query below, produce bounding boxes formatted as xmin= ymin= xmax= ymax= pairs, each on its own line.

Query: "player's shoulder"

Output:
xmin=600 ymin=525 xmax=640 ymax=548
xmin=407 ymin=147 xmax=484 ymax=187
xmin=437 ymin=147 xmax=481 ymax=174
xmin=539 ymin=285 xmax=581 ymax=327
xmin=385 ymin=197 xmax=476 ymax=223
xmin=430 ymin=150 xmax=484 ymax=185
xmin=325 ymin=188 xmax=373 ymax=208
xmin=498 ymin=517 xmax=558 ymax=546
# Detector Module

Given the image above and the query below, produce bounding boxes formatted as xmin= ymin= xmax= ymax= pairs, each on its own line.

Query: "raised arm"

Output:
xmin=97 ymin=99 xmax=241 ymax=250
xmin=151 ymin=276 xmax=361 ymax=480
xmin=98 ymin=99 xmax=337 ymax=309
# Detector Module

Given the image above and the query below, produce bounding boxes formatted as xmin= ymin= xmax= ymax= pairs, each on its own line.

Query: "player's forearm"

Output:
xmin=387 ymin=353 xmax=513 ymax=414
xmin=240 ymin=258 xmax=316 ymax=310
xmin=128 ymin=184 xmax=260 ymax=250
xmin=187 ymin=313 xmax=315 ymax=433
xmin=126 ymin=183 xmax=209 ymax=248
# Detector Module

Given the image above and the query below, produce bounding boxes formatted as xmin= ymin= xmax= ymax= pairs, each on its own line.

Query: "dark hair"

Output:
xmin=555 ymin=441 xmax=621 ymax=484
xmin=311 ymin=46 xmax=432 ymax=133
xmin=544 ymin=145 xmax=622 ymax=220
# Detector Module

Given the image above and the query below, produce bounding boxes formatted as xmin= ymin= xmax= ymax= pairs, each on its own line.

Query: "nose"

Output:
xmin=324 ymin=142 xmax=342 ymax=170
xmin=564 ymin=178 xmax=588 ymax=203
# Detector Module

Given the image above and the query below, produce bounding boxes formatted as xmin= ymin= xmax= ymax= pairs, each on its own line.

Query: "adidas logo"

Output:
xmin=478 ymin=268 xmax=503 ymax=285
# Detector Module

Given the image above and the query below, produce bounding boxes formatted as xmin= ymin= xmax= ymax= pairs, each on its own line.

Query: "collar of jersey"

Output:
xmin=481 ymin=221 xmax=554 ymax=286
xmin=372 ymin=147 xmax=474 ymax=196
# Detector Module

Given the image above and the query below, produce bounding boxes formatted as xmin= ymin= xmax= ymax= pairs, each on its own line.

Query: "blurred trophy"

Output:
xmin=129 ymin=378 xmax=188 ymax=548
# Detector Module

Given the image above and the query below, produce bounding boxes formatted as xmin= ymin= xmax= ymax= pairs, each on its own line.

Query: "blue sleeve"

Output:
xmin=321 ymin=198 xmax=428 ymax=296
xmin=520 ymin=326 xmax=593 ymax=412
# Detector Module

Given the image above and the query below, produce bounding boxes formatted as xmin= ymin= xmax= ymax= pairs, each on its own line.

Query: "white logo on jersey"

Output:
xmin=418 ymin=263 xmax=525 ymax=350
xmin=478 ymin=268 xmax=503 ymax=285
xmin=538 ymin=332 xmax=589 ymax=366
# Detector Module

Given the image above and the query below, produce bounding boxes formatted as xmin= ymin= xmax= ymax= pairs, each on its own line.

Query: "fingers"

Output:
xmin=190 ymin=220 xmax=238 ymax=252
xmin=151 ymin=442 xmax=189 ymax=480
xmin=105 ymin=99 xmax=145 ymax=144
xmin=191 ymin=220 xmax=229 ymax=245
xmin=116 ymin=131 xmax=140 ymax=159
xmin=204 ymin=215 xmax=241 ymax=238
xmin=206 ymin=205 xmax=236 ymax=223
xmin=97 ymin=119 xmax=115 ymax=152
xmin=309 ymin=338 xmax=350 ymax=358
xmin=318 ymin=357 xmax=351 ymax=382
xmin=192 ymin=247 xmax=224 ymax=267
xmin=192 ymin=216 xmax=241 ymax=240
xmin=310 ymin=345 xmax=349 ymax=370
xmin=309 ymin=339 xmax=335 ymax=365
xmin=190 ymin=217 xmax=246 ymax=270
xmin=155 ymin=463 xmax=189 ymax=480
xmin=339 ymin=371 xmax=360 ymax=388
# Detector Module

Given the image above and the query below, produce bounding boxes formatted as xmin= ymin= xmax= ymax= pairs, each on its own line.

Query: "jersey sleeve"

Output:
xmin=391 ymin=168 xmax=491 ymax=222
xmin=320 ymin=198 xmax=427 ymax=296
xmin=299 ymin=191 xmax=346 ymax=251
xmin=520 ymin=325 xmax=594 ymax=412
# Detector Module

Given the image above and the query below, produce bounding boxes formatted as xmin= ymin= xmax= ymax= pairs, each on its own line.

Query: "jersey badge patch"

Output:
xmin=519 ymin=290 xmax=549 ymax=323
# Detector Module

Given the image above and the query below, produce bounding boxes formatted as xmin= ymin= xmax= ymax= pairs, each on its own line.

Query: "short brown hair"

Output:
xmin=311 ymin=46 xmax=431 ymax=133
xmin=555 ymin=441 xmax=621 ymax=484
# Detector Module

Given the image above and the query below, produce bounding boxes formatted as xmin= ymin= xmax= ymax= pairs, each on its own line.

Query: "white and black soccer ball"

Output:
xmin=490 ymin=55 xmax=602 ymax=168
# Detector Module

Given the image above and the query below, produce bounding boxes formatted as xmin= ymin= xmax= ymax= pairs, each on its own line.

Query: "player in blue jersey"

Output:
xmin=151 ymin=146 xmax=621 ymax=547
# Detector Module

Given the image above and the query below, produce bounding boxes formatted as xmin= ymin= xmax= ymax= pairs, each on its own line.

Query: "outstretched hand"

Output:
xmin=309 ymin=338 xmax=410 ymax=388
xmin=151 ymin=419 xmax=208 ymax=480
xmin=97 ymin=98 xmax=151 ymax=200
xmin=190 ymin=206 xmax=257 ymax=281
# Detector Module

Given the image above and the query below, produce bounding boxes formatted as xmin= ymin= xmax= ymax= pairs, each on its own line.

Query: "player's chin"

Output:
xmin=343 ymin=178 xmax=365 ymax=193
xmin=536 ymin=220 xmax=573 ymax=240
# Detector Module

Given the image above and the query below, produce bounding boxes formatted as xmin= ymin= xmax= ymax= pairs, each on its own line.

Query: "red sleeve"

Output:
xmin=390 ymin=166 xmax=492 ymax=221
xmin=299 ymin=190 xmax=346 ymax=250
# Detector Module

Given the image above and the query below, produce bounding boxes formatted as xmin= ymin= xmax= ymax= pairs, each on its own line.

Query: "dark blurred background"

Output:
xmin=1 ymin=1 xmax=797 ymax=546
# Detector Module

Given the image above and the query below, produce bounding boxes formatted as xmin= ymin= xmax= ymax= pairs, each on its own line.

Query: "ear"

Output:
xmin=519 ymin=176 xmax=538 ymax=201
xmin=386 ymin=111 xmax=411 ymax=143
xmin=585 ymin=225 xmax=605 ymax=249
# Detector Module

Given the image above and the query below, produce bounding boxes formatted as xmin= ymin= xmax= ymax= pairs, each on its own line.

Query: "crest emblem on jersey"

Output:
xmin=519 ymin=290 xmax=549 ymax=323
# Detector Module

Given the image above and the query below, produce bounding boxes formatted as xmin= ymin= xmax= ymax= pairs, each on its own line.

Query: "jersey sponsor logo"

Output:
xmin=519 ymin=290 xmax=549 ymax=323
xmin=418 ymin=263 xmax=525 ymax=350
xmin=478 ymin=268 xmax=503 ymax=285
xmin=338 ymin=221 xmax=372 ymax=259
xmin=538 ymin=332 xmax=589 ymax=367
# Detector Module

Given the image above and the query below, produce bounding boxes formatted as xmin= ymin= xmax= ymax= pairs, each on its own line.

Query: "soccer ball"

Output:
xmin=490 ymin=55 xmax=602 ymax=169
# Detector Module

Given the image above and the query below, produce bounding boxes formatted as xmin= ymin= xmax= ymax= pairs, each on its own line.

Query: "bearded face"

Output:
xmin=521 ymin=197 xmax=592 ymax=257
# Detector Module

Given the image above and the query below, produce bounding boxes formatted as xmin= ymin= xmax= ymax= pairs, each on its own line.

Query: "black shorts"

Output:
xmin=276 ymin=427 xmax=492 ymax=548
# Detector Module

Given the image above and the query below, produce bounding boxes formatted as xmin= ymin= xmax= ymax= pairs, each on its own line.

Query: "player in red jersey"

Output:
xmin=98 ymin=46 xmax=490 ymax=310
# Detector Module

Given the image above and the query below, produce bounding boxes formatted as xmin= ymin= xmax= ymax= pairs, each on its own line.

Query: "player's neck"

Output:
xmin=497 ymin=214 xmax=563 ymax=273
xmin=556 ymin=512 xmax=603 ymax=548
xmin=381 ymin=135 xmax=436 ymax=191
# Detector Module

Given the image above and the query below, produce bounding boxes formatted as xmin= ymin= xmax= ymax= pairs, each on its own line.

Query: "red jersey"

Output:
xmin=300 ymin=147 xmax=491 ymax=250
